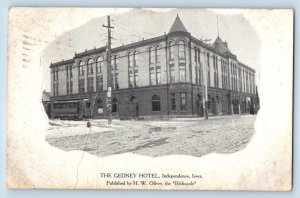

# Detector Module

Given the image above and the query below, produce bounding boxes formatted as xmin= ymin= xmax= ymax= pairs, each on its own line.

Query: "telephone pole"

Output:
xmin=103 ymin=15 xmax=114 ymax=125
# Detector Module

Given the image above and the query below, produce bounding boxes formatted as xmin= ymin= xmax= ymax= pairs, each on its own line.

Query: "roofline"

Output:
xmin=237 ymin=61 xmax=256 ymax=72
xmin=49 ymin=32 xmax=255 ymax=72
xmin=50 ymin=59 xmax=74 ymax=68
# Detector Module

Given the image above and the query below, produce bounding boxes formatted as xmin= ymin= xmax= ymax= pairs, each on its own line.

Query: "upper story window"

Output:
xmin=207 ymin=53 xmax=210 ymax=87
xmin=79 ymin=60 xmax=85 ymax=76
xmin=66 ymin=66 xmax=69 ymax=78
xmin=128 ymin=51 xmax=138 ymax=88
xmin=149 ymin=47 xmax=155 ymax=64
xmin=69 ymin=66 xmax=73 ymax=78
xmin=155 ymin=46 xmax=161 ymax=64
xmin=53 ymin=69 xmax=58 ymax=81
xmin=178 ymin=40 xmax=185 ymax=59
xmin=169 ymin=41 xmax=175 ymax=60
xmin=87 ymin=58 xmax=94 ymax=74
xmin=112 ymin=55 xmax=119 ymax=89
xmin=128 ymin=52 xmax=133 ymax=68
xmin=96 ymin=56 xmax=102 ymax=73
xmin=133 ymin=51 xmax=138 ymax=87
xmin=213 ymin=55 xmax=218 ymax=88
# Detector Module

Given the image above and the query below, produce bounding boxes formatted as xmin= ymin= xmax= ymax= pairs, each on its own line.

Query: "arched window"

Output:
xmin=66 ymin=66 xmax=69 ymax=78
xmin=169 ymin=41 xmax=175 ymax=83
xmin=128 ymin=52 xmax=133 ymax=88
xmin=134 ymin=51 xmax=138 ymax=66
xmin=178 ymin=40 xmax=185 ymax=59
xmin=79 ymin=60 xmax=85 ymax=76
xmin=155 ymin=46 xmax=160 ymax=63
xmin=87 ymin=58 xmax=94 ymax=74
xmin=133 ymin=51 xmax=138 ymax=87
xmin=149 ymin=47 xmax=155 ymax=64
xmin=128 ymin=52 xmax=133 ymax=68
xmin=112 ymin=98 xmax=118 ymax=113
xmin=169 ymin=41 xmax=175 ymax=60
xmin=96 ymin=56 xmax=102 ymax=73
xmin=194 ymin=46 xmax=197 ymax=62
xmin=69 ymin=65 xmax=73 ymax=78
xmin=149 ymin=47 xmax=156 ymax=85
xmin=178 ymin=40 xmax=186 ymax=82
xmin=207 ymin=53 xmax=210 ymax=87
xmin=152 ymin=95 xmax=161 ymax=111
xmin=155 ymin=46 xmax=161 ymax=85
xmin=114 ymin=55 xmax=119 ymax=89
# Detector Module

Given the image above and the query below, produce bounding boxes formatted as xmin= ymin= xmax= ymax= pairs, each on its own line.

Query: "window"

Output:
xmin=169 ymin=41 xmax=174 ymax=60
xmin=149 ymin=47 xmax=155 ymax=64
xmin=128 ymin=52 xmax=138 ymax=88
xmin=129 ymin=71 xmax=134 ymax=88
xmin=56 ymin=69 xmax=59 ymax=81
xmin=70 ymin=81 xmax=73 ymax=94
xmin=115 ymin=73 xmax=119 ymax=89
xmin=194 ymin=48 xmax=201 ymax=85
xmin=213 ymin=55 xmax=218 ymax=88
xmin=87 ymin=59 xmax=94 ymax=74
xmin=149 ymin=46 xmax=162 ymax=85
xmin=87 ymin=77 xmax=94 ymax=92
xmin=128 ymin=52 xmax=133 ymax=68
xmin=169 ymin=41 xmax=175 ymax=83
xmin=112 ymin=98 xmax=118 ymax=112
xmin=150 ymin=67 xmax=155 ymax=85
xmin=178 ymin=40 xmax=186 ymax=82
xmin=66 ymin=81 xmax=69 ymax=95
xmin=156 ymin=66 xmax=161 ymax=85
xmin=152 ymin=95 xmax=161 ymax=111
xmin=194 ymin=46 xmax=197 ymax=62
xmin=97 ymin=98 xmax=103 ymax=108
xmin=155 ymin=46 xmax=161 ymax=63
xmin=96 ymin=75 xmax=103 ymax=91
xmin=156 ymin=46 xmax=161 ymax=84
xmin=208 ymin=95 xmax=211 ymax=110
xmin=79 ymin=60 xmax=85 ymax=76
xmin=70 ymin=66 xmax=73 ymax=78
xmin=66 ymin=66 xmax=69 ymax=78
xmin=170 ymin=93 xmax=176 ymax=111
xmin=134 ymin=51 xmax=138 ymax=87
xmin=180 ymin=92 xmax=187 ymax=110
xmin=113 ymin=55 xmax=119 ymax=89
xmin=178 ymin=40 xmax=185 ymax=59
xmin=56 ymin=83 xmax=59 ymax=96
xmin=207 ymin=53 xmax=210 ymax=87
xmin=96 ymin=56 xmax=102 ymax=73
xmin=170 ymin=64 xmax=175 ymax=83
xmin=239 ymin=68 xmax=242 ymax=92
xmin=79 ymin=79 xmax=85 ymax=93
xmin=179 ymin=65 xmax=186 ymax=82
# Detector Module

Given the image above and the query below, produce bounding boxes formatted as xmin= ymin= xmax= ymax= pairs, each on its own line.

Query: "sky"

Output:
xmin=41 ymin=8 xmax=260 ymax=92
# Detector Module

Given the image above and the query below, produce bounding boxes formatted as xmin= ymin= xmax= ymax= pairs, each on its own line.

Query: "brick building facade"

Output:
xmin=49 ymin=15 xmax=258 ymax=119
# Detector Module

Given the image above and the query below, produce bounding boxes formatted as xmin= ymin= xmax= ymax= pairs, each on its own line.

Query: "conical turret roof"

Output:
xmin=168 ymin=15 xmax=188 ymax=34
xmin=212 ymin=36 xmax=232 ymax=54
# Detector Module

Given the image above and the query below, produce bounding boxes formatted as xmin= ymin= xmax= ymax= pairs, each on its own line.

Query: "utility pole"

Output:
xmin=103 ymin=15 xmax=114 ymax=125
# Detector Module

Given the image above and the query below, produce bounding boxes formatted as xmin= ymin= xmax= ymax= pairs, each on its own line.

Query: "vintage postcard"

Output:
xmin=7 ymin=8 xmax=293 ymax=190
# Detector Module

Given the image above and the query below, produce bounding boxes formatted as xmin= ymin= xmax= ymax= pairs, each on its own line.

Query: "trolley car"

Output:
xmin=51 ymin=99 xmax=91 ymax=120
